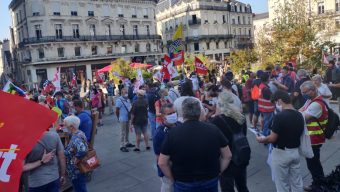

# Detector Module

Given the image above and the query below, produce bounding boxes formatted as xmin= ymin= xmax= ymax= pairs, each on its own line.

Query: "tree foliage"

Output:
xmin=255 ymin=0 xmax=336 ymax=70
xmin=184 ymin=53 xmax=213 ymax=73
xmin=109 ymin=58 xmax=136 ymax=83
xmin=227 ymin=49 xmax=258 ymax=73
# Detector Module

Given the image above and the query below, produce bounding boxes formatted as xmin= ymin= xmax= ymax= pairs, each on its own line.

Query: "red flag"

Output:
xmin=161 ymin=55 xmax=171 ymax=80
xmin=0 ymin=91 xmax=58 ymax=191
xmin=195 ymin=57 xmax=208 ymax=75
xmin=71 ymin=73 xmax=77 ymax=87
xmin=173 ymin=50 xmax=184 ymax=66
xmin=164 ymin=55 xmax=171 ymax=66
xmin=95 ymin=70 xmax=103 ymax=84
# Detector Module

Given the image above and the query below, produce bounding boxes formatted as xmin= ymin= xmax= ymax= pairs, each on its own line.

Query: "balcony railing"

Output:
xmin=237 ymin=43 xmax=254 ymax=49
xmin=188 ymin=19 xmax=201 ymax=26
xmin=185 ymin=34 xmax=234 ymax=42
xmin=19 ymin=35 xmax=162 ymax=47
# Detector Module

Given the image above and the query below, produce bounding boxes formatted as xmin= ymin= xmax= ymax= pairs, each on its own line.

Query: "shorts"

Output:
xmin=253 ymin=101 xmax=260 ymax=116
xmin=247 ymin=100 xmax=254 ymax=114
xmin=133 ymin=124 xmax=147 ymax=135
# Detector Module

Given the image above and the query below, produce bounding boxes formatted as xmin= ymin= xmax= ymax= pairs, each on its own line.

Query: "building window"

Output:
xmin=75 ymin=47 xmax=81 ymax=56
xmin=72 ymin=24 xmax=79 ymax=38
xmin=52 ymin=2 xmax=61 ymax=15
xmin=232 ymin=18 xmax=236 ymax=24
xmin=135 ymin=44 xmax=140 ymax=52
xmin=249 ymin=29 xmax=252 ymax=36
xmin=38 ymin=48 xmax=44 ymax=59
xmin=71 ymin=3 xmax=77 ymax=16
xmin=231 ymin=5 xmax=235 ymax=12
xmin=243 ymin=16 xmax=246 ymax=25
xmin=216 ymin=42 xmax=219 ymax=49
xmin=71 ymin=11 xmax=78 ymax=16
xmin=107 ymin=46 xmax=113 ymax=54
xmin=105 ymin=24 xmax=111 ymax=36
xmin=88 ymin=11 xmax=94 ymax=16
xmin=118 ymin=6 xmax=123 ymax=17
xmin=19 ymin=10 xmax=22 ymax=21
xmin=192 ymin=14 xmax=197 ymax=23
xmin=239 ymin=28 xmax=241 ymax=35
xmin=32 ymin=2 xmax=40 ymax=16
xmin=206 ymin=42 xmax=210 ymax=50
xmin=143 ymin=8 xmax=148 ymax=18
xmin=55 ymin=24 xmax=62 ymax=39
xmin=146 ymin=25 xmax=150 ymax=36
xmin=121 ymin=45 xmax=127 ymax=53
xmin=248 ymin=17 xmax=251 ymax=25
xmin=238 ymin=16 xmax=241 ymax=24
xmin=120 ymin=25 xmax=125 ymax=35
xmin=133 ymin=25 xmax=138 ymax=36
xmin=16 ymin=13 xmax=19 ymax=24
xmin=35 ymin=25 xmax=42 ymax=39
xmin=90 ymin=24 xmax=96 ymax=37
xmin=103 ymin=4 xmax=110 ymax=17
xmin=194 ymin=43 xmax=199 ymax=51
xmin=337 ymin=0 xmax=340 ymax=12
xmin=146 ymin=43 xmax=151 ymax=52
xmin=222 ymin=15 xmax=226 ymax=23
xmin=224 ymin=41 xmax=228 ymax=48
xmin=57 ymin=47 xmax=64 ymax=57
xmin=132 ymin=7 xmax=137 ymax=18
xmin=318 ymin=2 xmax=325 ymax=14
xmin=235 ymin=5 xmax=238 ymax=12
xmin=91 ymin=46 xmax=97 ymax=55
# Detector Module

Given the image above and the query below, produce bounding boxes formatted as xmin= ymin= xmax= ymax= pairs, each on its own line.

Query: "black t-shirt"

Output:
xmin=130 ymin=98 xmax=148 ymax=126
xmin=271 ymin=109 xmax=304 ymax=149
xmin=161 ymin=120 xmax=228 ymax=182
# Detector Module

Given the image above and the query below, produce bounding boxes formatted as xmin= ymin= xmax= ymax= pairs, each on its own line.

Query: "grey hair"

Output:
xmin=182 ymin=97 xmax=201 ymax=121
xmin=312 ymin=74 xmax=322 ymax=82
xmin=297 ymin=69 xmax=308 ymax=78
xmin=217 ymin=91 xmax=245 ymax=125
xmin=300 ymin=81 xmax=317 ymax=92
xmin=64 ymin=115 xmax=80 ymax=129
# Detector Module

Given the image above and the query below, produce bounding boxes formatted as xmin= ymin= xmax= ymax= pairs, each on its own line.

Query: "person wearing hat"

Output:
xmin=130 ymin=89 xmax=151 ymax=152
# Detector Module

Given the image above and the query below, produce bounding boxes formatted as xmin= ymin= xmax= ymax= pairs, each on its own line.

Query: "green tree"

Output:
xmin=184 ymin=53 xmax=213 ymax=74
xmin=227 ymin=49 xmax=258 ymax=72
xmin=109 ymin=58 xmax=136 ymax=83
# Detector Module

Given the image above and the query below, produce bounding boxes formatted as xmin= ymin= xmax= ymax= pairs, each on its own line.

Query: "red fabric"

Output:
xmin=195 ymin=57 xmax=208 ymax=75
xmin=95 ymin=71 xmax=103 ymax=84
xmin=0 ymin=91 xmax=58 ymax=191
xmin=155 ymin=99 xmax=171 ymax=123
xmin=71 ymin=73 xmax=77 ymax=87
xmin=98 ymin=65 xmax=111 ymax=73
xmin=173 ymin=51 xmax=184 ymax=66
xmin=161 ymin=55 xmax=172 ymax=80
xmin=129 ymin=63 xmax=153 ymax=69
xmin=258 ymin=83 xmax=275 ymax=112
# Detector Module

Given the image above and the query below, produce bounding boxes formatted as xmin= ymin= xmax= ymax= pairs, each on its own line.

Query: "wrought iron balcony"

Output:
xmin=19 ymin=35 xmax=162 ymax=47
xmin=185 ymin=34 xmax=234 ymax=42
xmin=188 ymin=19 xmax=201 ymax=26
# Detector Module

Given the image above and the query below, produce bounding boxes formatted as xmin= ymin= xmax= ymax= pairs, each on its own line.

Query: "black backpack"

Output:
xmin=315 ymin=100 xmax=340 ymax=139
xmin=219 ymin=115 xmax=251 ymax=166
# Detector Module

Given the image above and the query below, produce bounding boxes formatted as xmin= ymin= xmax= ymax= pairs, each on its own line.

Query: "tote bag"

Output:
xmin=299 ymin=112 xmax=314 ymax=159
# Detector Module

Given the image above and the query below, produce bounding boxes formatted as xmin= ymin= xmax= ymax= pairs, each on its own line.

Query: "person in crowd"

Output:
xmin=155 ymin=89 xmax=172 ymax=128
xmin=167 ymin=81 xmax=180 ymax=103
xmin=24 ymin=130 xmax=66 ymax=192
xmin=128 ymin=78 xmax=136 ymax=101
xmin=73 ymin=100 xmax=93 ymax=142
xmin=327 ymin=60 xmax=340 ymax=113
xmin=116 ymin=87 xmax=135 ymax=152
xmin=158 ymin=97 xmax=232 ymax=192
xmin=118 ymin=80 xmax=124 ymax=96
xmin=258 ymin=72 xmax=275 ymax=136
xmin=190 ymin=73 xmax=200 ymax=98
xmin=312 ymin=75 xmax=332 ymax=106
xmin=55 ymin=91 xmax=70 ymax=119
xmin=173 ymin=79 xmax=206 ymax=122
xmin=299 ymin=81 xmax=328 ymax=191
xmin=224 ymin=71 xmax=239 ymax=96
xmin=153 ymin=103 xmax=180 ymax=192
xmin=221 ymin=77 xmax=243 ymax=112
xmin=257 ymin=90 xmax=304 ymax=192
xmin=147 ymin=82 xmax=161 ymax=139
xmin=275 ymin=66 xmax=294 ymax=94
xmin=63 ymin=116 xmax=89 ymax=192
xmin=38 ymin=95 xmax=49 ymax=108
xmin=251 ymin=70 xmax=263 ymax=129
xmin=287 ymin=63 xmax=297 ymax=83
xmin=98 ymin=89 xmax=105 ymax=126
xmin=132 ymin=85 xmax=147 ymax=103
xmin=243 ymin=72 xmax=254 ymax=123
xmin=91 ymin=88 xmax=102 ymax=126
xmin=201 ymin=83 xmax=219 ymax=120
xmin=106 ymin=80 xmax=115 ymax=115
xmin=130 ymin=89 xmax=151 ymax=152
xmin=211 ymin=91 xmax=249 ymax=192
xmin=292 ymin=69 xmax=310 ymax=109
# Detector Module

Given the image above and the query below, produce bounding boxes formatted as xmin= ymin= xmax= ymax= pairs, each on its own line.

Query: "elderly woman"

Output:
xmin=63 ymin=116 xmax=89 ymax=192
xmin=210 ymin=91 xmax=250 ymax=192
xmin=312 ymin=74 xmax=332 ymax=106
xmin=155 ymin=89 xmax=172 ymax=129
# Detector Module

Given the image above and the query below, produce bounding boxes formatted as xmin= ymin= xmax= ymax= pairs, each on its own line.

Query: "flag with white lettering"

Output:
xmin=0 ymin=91 xmax=58 ymax=191
xmin=167 ymin=62 xmax=179 ymax=79
xmin=52 ymin=67 xmax=60 ymax=91
xmin=195 ymin=57 xmax=208 ymax=75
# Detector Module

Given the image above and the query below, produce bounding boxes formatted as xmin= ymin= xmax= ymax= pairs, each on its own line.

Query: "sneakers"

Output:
xmin=146 ymin=146 xmax=151 ymax=150
xmin=120 ymin=147 xmax=129 ymax=152
xmin=125 ymin=143 xmax=135 ymax=148
xmin=133 ymin=148 xmax=140 ymax=152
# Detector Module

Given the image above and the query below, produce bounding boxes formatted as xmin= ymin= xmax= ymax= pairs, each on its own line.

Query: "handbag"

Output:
xmin=298 ymin=112 xmax=314 ymax=158
xmin=77 ymin=149 xmax=100 ymax=173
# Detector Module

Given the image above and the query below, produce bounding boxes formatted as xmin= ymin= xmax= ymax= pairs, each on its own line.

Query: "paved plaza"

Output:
xmin=86 ymin=103 xmax=340 ymax=192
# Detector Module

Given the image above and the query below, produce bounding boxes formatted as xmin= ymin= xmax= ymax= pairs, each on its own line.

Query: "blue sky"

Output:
xmin=0 ymin=0 xmax=268 ymax=40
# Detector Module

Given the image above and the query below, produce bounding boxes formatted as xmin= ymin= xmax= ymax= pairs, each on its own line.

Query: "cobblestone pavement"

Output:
xmin=85 ymin=103 xmax=340 ymax=192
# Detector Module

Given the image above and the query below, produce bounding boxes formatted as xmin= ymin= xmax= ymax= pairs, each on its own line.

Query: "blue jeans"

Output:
xmin=148 ymin=112 xmax=156 ymax=139
xmin=262 ymin=112 xmax=274 ymax=136
xmin=29 ymin=179 xmax=59 ymax=192
xmin=174 ymin=178 xmax=218 ymax=192
xmin=72 ymin=174 xmax=87 ymax=192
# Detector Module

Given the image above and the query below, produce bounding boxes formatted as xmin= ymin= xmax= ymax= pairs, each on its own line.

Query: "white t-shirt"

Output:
xmin=173 ymin=96 xmax=206 ymax=123
xmin=301 ymin=100 xmax=322 ymax=119
xmin=317 ymin=83 xmax=332 ymax=106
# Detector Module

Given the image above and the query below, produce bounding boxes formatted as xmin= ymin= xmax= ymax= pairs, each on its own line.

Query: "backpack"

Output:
xmin=315 ymin=100 xmax=340 ymax=139
xmin=251 ymin=84 xmax=260 ymax=100
xmin=219 ymin=115 xmax=251 ymax=166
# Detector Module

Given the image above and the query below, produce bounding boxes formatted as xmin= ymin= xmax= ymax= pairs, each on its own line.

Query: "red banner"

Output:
xmin=195 ymin=57 xmax=208 ymax=75
xmin=0 ymin=91 xmax=58 ymax=191
xmin=173 ymin=50 xmax=184 ymax=66
xmin=161 ymin=55 xmax=171 ymax=80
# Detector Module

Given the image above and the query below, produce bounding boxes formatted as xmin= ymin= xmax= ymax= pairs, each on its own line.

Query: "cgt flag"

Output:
xmin=195 ymin=57 xmax=208 ymax=75
xmin=0 ymin=91 xmax=58 ymax=191
xmin=173 ymin=50 xmax=184 ymax=66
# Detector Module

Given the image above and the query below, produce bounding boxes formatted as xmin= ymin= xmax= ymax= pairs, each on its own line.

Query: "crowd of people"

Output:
xmin=21 ymin=60 xmax=340 ymax=192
